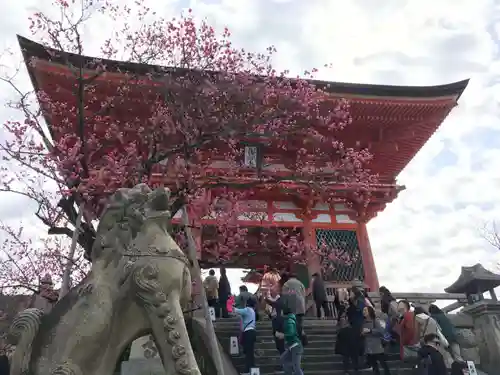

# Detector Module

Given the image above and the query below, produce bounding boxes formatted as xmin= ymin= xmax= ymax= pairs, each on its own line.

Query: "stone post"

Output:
xmin=463 ymin=300 xmax=500 ymax=374
xmin=121 ymin=335 xmax=163 ymax=375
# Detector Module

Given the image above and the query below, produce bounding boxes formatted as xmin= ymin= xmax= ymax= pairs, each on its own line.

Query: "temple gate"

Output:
xmin=18 ymin=35 xmax=468 ymax=292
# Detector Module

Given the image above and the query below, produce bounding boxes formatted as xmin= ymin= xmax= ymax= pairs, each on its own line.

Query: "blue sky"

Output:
xmin=0 ymin=0 xmax=499 ymax=294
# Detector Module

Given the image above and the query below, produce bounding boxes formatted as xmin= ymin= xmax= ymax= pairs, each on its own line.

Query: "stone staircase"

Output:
xmin=214 ymin=316 xmax=415 ymax=375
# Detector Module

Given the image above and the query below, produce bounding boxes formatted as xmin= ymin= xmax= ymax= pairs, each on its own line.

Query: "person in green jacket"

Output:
xmin=280 ymin=304 xmax=303 ymax=375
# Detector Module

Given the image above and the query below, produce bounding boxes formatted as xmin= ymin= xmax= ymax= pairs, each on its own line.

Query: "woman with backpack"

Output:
xmin=414 ymin=306 xmax=454 ymax=368
xmin=428 ymin=304 xmax=463 ymax=361
xmin=362 ymin=305 xmax=392 ymax=375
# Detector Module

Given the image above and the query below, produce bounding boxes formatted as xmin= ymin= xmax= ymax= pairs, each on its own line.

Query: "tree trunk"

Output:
xmin=58 ymin=203 xmax=84 ymax=300
xmin=181 ymin=206 xmax=224 ymax=375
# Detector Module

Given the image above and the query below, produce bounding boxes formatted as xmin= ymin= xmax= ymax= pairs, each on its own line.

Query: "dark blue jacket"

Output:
xmin=347 ymin=296 xmax=365 ymax=328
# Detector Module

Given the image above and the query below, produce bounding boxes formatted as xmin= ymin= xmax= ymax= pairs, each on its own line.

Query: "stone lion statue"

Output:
xmin=8 ymin=184 xmax=200 ymax=375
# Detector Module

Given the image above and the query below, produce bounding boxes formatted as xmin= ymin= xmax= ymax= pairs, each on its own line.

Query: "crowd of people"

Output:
xmin=204 ymin=269 xmax=474 ymax=375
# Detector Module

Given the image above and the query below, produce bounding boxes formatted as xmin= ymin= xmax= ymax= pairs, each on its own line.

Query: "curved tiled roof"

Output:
xmin=17 ymin=35 xmax=468 ymax=183
xmin=17 ymin=35 xmax=468 ymax=100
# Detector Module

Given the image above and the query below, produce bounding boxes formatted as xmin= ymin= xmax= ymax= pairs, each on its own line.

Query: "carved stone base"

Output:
xmin=121 ymin=358 xmax=164 ymax=375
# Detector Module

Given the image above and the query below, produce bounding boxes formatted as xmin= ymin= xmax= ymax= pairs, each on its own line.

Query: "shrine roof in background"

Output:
xmin=18 ymin=35 xmax=468 ymax=180
xmin=445 ymin=263 xmax=500 ymax=295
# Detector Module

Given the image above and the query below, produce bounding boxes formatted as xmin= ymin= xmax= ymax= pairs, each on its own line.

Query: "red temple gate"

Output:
xmin=18 ymin=36 xmax=468 ymax=292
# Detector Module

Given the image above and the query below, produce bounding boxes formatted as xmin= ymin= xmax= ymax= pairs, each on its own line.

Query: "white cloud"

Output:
xmin=0 ymin=0 xmax=499 ymax=296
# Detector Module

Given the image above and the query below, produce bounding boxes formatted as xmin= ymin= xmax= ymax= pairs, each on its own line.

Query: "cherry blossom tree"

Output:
xmin=0 ymin=222 xmax=88 ymax=295
xmin=0 ymin=0 xmax=376 ymax=298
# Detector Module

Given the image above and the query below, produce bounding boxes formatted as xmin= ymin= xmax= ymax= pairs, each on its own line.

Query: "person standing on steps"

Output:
xmin=311 ymin=272 xmax=330 ymax=319
xmin=203 ymin=269 xmax=219 ymax=310
xmin=362 ymin=305 xmax=392 ymax=375
xmin=280 ymin=303 xmax=304 ymax=375
xmin=413 ymin=306 xmax=453 ymax=367
xmin=280 ymin=272 xmax=306 ymax=337
xmin=347 ymin=287 xmax=366 ymax=363
xmin=379 ymin=286 xmax=398 ymax=319
xmin=335 ymin=315 xmax=361 ymax=375
xmin=234 ymin=298 xmax=257 ymax=375
xmin=379 ymin=286 xmax=399 ymax=353
xmin=335 ymin=288 xmax=349 ymax=324
xmin=236 ymin=285 xmax=256 ymax=308
xmin=396 ymin=299 xmax=419 ymax=361
xmin=265 ymin=287 xmax=285 ymax=354
xmin=428 ymin=304 xmax=463 ymax=362
xmin=218 ymin=267 xmax=231 ymax=318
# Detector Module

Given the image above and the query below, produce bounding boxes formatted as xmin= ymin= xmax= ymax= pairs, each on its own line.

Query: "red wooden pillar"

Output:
xmin=303 ymin=218 xmax=321 ymax=276
xmin=356 ymin=221 xmax=379 ymax=292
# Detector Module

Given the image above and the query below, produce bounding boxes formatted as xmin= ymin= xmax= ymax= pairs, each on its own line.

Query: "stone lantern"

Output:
xmin=445 ymin=263 xmax=500 ymax=374
xmin=444 ymin=263 xmax=500 ymax=303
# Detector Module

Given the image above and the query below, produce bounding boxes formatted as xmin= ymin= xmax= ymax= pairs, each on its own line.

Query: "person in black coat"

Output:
xmin=265 ymin=294 xmax=285 ymax=354
xmin=335 ymin=317 xmax=360 ymax=375
xmin=418 ymin=333 xmax=448 ymax=375
xmin=346 ymin=287 xmax=366 ymax=359
xmin=218 ymin=268 xmax=231 ymax=318
xmin=311 ymin=272 xmax=330 ymax=318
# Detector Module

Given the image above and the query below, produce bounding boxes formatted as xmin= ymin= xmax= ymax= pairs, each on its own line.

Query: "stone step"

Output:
xmin=214 ymin=317 xmax=412 ymax=375
xmin=217 ymin=333 xmax=338 ymax=343
xmin=216 ymin=326 xmax=338 ymax=335
xmin=215 ymin=317 xmax=338 ymax=322
xmin=231 ymin=352 xmax=406 ymax=364
xmin=265 ymin=369 xmax=415 ymax=375
xmin=214 ymin=317 xmax=338 ymax=325
xmin=237 ymin=346 xmax=336 ymax=356
xmin=221 ymin=338 xmax=338 ymax=351
xmin=231 ymin=358 xmax=411 ymax=373
xmin=232 ymin=353 xmax=411 ymax=373
xmin=214 ymin=324 xmax=339 ymax=332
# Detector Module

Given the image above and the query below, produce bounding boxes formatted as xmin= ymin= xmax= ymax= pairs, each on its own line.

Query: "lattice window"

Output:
xmin=315 ymin=229 xmax=364 ymax=282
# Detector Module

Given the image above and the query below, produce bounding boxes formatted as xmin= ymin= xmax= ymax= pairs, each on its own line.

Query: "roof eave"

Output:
xmin=17 ymin=35 xmax=469 ymax=100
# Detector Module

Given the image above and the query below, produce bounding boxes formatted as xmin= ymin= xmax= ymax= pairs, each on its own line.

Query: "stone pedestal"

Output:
xmin=121 ymin=335 xmax=163 ymax=375
xmin=463 ymin=300 xmax=500 ymax=374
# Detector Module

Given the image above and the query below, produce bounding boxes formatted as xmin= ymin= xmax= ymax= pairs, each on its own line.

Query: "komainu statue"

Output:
xmin=8 ymin=184 xmax=200 ymax=375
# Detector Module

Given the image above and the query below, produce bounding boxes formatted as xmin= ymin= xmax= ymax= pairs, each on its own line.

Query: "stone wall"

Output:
xmin=447 ymin=312 xmax=481 ymax=365
xmin=459 ymin=301 xmax=500 ymax=375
